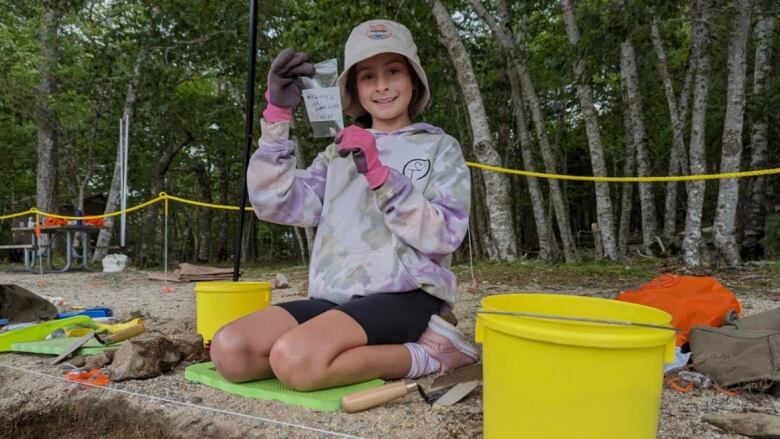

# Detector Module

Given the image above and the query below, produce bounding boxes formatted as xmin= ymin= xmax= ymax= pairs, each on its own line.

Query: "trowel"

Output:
xmin=52 ymin=322 xmax=145 ymax=364
xmin=341 ymin=363 xmax=482 ymax=413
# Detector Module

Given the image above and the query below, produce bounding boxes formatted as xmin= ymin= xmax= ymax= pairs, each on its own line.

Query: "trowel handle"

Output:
xmin=341 ymin=381 xmax=417 ymax=413
xmin=102 ymin=323 xmax=145 ymax=344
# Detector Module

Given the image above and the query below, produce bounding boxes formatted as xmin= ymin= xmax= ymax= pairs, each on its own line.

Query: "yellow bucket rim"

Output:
xmin=194 ymin=281 xmax=271 ymax=293
xmin=477 ymin=293 xmax=675 ymax=350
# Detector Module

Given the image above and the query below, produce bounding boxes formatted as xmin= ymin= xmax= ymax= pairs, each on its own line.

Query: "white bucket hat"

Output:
xmin=338 ymin=19 xmax=430 ymax=118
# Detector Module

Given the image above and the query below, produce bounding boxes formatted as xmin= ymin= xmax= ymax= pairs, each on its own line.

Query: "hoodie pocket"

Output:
xmin=320 ymin=250 xmax=419 ymax=296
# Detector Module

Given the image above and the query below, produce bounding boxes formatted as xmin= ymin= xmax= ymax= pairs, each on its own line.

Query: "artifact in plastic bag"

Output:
xmin=300 ymin=58 xmax=344 ymax=138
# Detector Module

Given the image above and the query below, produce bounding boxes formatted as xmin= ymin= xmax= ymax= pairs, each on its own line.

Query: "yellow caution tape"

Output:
xmin=1 ymin=163 xmax=778 ymax=221
xmin=465 ymin=162 xmax=780 ymax=183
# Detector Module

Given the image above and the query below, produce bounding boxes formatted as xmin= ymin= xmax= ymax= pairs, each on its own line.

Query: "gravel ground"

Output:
xmin=0 ymin=262 xmax=778 ymax=438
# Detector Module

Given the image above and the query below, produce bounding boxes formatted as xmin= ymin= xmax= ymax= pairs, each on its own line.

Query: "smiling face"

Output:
xmin=354 ymin=52 xmax=415 ymax=132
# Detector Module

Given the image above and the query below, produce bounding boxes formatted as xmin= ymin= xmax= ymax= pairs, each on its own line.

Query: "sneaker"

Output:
xmin=417 ymin=314 xmax=479 ymax=372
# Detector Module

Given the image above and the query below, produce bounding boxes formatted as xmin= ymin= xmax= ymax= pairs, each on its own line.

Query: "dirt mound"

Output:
xmin=0 ymin=391 xmax=233 ymax=439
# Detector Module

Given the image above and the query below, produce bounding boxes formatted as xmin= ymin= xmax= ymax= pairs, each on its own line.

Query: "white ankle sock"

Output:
xmin=404 ymin=342 xmax=441 ymax=379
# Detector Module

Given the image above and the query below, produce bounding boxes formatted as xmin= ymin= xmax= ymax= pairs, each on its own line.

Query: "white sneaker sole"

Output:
xmin=429 ymin=314 xmax=480 ymax=360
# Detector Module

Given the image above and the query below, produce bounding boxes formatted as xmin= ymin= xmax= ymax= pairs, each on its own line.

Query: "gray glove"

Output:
xmin=267 ymin=48 xmax=315 ymax=108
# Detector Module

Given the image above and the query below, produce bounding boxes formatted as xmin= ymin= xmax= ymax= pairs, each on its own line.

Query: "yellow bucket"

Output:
xmin=195 ymin=281 xmax=272 ymax=344
xmin=476 ymin=294 xmax=675 ymax=439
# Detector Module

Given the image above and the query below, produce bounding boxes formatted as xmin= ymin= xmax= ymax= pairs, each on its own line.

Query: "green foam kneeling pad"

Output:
xmin=11 ymin=337 xmax=122 ymax=356
xmin=185 ymin=361 xmax=384 ymax=411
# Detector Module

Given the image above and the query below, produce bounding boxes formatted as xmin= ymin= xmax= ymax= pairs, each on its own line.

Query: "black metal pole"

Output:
xmin=233 ymin=0 xmax=259 ymax=281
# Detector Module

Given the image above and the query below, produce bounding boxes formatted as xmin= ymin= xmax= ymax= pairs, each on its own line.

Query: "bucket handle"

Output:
xmin=477 ymin=310 xmax=679 ymax=332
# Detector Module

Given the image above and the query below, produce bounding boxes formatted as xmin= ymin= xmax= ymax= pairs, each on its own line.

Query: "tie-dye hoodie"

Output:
xmin=247 ymin=119 xmax=471 ymax=307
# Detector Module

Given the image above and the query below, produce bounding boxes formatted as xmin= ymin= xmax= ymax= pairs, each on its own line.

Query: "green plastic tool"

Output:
xmin=185 ymin=362 xmax=384 ymax=411
xmin=0 ymin=316 xmax=93 ymax=352
xmin=12 ymin=336 xmax=122 ymax=356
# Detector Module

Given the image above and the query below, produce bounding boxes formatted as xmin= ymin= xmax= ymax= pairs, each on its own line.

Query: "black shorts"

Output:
xmin=275 ymin=289 xmax=443 ymax=345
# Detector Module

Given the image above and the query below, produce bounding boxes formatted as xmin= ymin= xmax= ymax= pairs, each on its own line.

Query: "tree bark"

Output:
xmin=93 ymin=49 xmax=146 ymax=262
xmin=713 ymin=0 xmax=752 ymax=266
xmin=742 ymin=13 xmax=776 ymax=258
xmin=683 ymin=0 xmax=714 ymax=267
xmin=617 ymin=2 xmax=658 ymax=255
xmin=469 ymin=0 xmax=578 ymax=262
xmin=618 ymin=78 xmax=636 ymax=257
xmin=560 ymin=0 xmax=618 ymax=260
xmin=192 ymin=161 xmax=213 ymax=262
xmin=470 ymin=0 xmax=555 ymax=260
xmin=508 ymin=65 xmax=557 ymax=261
xmin=138 ymin=132 xmax=194 ymax=264
xmin=217 ymin=148 xmax=230 ymax=262
xmin=428 ymin=0 xmax=518 ymax=262
xmin=652 ymin=18 xmax=695 ymax=243
xmin=36 ymin=2 xmax=60 ymax=216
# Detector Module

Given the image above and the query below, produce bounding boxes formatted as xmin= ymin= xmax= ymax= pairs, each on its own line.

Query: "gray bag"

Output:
xmin=690 ymin=308 xmax=780 ymax=389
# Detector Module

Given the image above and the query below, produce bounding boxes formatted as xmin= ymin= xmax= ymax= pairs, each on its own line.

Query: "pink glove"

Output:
xmin=336 ymin=125 xmax=390 ymax=190
xmin=262 ymin=90 xmax=292 ymax=122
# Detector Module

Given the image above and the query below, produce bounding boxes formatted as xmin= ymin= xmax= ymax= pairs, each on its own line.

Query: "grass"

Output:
xmin=453 ymin=258 xmax=661 ymax=285
xmin=769 ymin=259 xmax=780 ymax=275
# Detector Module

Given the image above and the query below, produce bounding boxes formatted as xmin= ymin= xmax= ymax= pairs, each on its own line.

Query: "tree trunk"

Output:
xmin=482 ymin=0 xmax=556 ymax=261
xmin=618 ymin=79 xmax=636 ymax=257
xmin=683 ymin=0 xmax=714 ymax=267
xmin=93 ymin=49 xmax=146 ymax=262
xmin=617 ymin=4 xmax=658 ymax=255
xmin=560 ymin=0 xmax=618 ymax=260
xmin=138 ymin=132 xmax=194 ymax=264
xmin=742 ymin=13 xmax=776 ymax=258
xmin=36 ymin=3 xmax=60 ymax=216
xmin=192 ymin=161 xmax=213 ymax=262
xmin=217 ymin=148 xmax=230 ymax=262
xmin=713 ymin=0 xmax=752 ymax=266
xmin=469 ymin=0 xmax=578 ymax=262
xmin=429 ymin=0 xmax=518 ymax=262
xmin=652 ymin=17 xmax=695 ymax=243
xmin=508 ymin=65 xmax=557 ymax=261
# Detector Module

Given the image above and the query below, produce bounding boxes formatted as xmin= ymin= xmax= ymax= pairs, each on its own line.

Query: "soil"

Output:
xmin=1 ymin=260 xmax=779 ymax=438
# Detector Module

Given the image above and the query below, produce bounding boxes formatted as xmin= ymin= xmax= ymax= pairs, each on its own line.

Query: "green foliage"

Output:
xmin=0 ymin=0 xmax=778 ymax=264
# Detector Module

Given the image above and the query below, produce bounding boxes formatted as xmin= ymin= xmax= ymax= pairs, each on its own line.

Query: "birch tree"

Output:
xmin=683 ymin=0 xmax=714 ymax=267
xmin=467 ymin=0 xmax=556 ymax=261
xmin=560 ymin=0 xmax=618 ymax=260
xmin=93 ymin=50 xmax=146 ymax=262
xmin=36 ymin=1 xmax=60 ymax=215
xmin=616 ymin=0 xmax=658 ymax=255
xmin=617 ymin=87 xmax=636 ymax=257
xmin=428 ymin=0 xmax=518 ymax=261
xmin=469 ymin=0 xmax=579 ymax=262
xmin=742 ymin=11 xmax=776 ymax=257
xmin=713 ymin=0 xmax=752 ymax=266
xmin=651 ymin=18 xmax=694 ymax=243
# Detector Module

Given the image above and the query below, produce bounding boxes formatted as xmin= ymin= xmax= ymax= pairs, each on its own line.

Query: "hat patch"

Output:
xmin=365 ymin=24 xmax=392 ymax=40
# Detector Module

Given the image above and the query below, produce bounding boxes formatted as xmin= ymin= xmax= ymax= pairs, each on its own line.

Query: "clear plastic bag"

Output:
xmin=300 ymin=58 xmax=344 ymax=138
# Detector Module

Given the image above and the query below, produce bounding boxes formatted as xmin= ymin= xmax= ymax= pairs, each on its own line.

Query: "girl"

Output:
xmin=210 ymin=19 xmax=478 ymax=391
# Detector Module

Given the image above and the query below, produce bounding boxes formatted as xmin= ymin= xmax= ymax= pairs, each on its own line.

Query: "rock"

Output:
xmin=169 ymin=333 xmax=208 ymax=362
xmin=114 ymin=310 xmax=144 ymax=322
xmin=273 ymin=273 xmax=289 ymax=289
xmin=703 ymin=412 xmax=780 ymax=438
xmin=107 ymin=335 xmax=182 ymax=381
xmin=83 ymin=350 xmax=115 ymax=370
xmin=188 ymin=396 xmax=203 ymax=404
xmin=65 ymin=356 xmax=86 ymax=368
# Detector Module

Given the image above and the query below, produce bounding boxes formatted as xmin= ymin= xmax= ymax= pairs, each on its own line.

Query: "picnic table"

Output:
xmin=7 ymin=224 xmax=104 ymax=272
